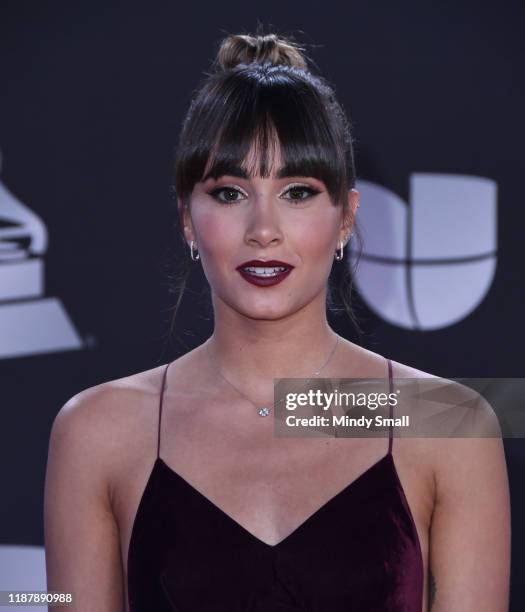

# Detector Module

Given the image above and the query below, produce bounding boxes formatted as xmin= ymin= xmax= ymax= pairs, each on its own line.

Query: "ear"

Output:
xmin=340 ymin=188 xmax=359 ymax=244
xmin=179 ymin=199 xmax=196 ymax=244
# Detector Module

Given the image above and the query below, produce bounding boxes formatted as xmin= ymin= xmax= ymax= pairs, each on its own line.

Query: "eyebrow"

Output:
xmin=201 ymin=162 xmax=311 ymax=183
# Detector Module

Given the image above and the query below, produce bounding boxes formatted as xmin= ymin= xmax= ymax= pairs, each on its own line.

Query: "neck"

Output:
xmin=203 ymin=295 xmax=342 ymax=392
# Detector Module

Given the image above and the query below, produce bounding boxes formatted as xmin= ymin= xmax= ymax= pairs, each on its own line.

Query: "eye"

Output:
xmin=281 ymin=184 xmax=322 ymax=203
xmin=206 ymin=183 xmax=322 ymax=206
xmin=207 ymin=186 xmax=246 ymax=205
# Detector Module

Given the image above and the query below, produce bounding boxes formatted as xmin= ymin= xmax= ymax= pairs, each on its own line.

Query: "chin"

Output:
xmin=236 ymin=299 xmax=295 ymax=321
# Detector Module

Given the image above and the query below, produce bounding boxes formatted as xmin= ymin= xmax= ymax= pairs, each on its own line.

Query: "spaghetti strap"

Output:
xmin=387 ymin=358 xmax=394 ymax=455
xmin=157 ymin=362 xmax=171 ymax=460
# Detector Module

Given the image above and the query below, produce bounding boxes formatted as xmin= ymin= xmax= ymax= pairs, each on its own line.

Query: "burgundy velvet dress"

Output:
xmin=127 ymin=359 xmax=424 ymax=611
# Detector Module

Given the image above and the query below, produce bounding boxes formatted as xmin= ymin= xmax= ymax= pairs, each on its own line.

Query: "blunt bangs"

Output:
xmin=174 ymin=63 xmax=355 ymax=212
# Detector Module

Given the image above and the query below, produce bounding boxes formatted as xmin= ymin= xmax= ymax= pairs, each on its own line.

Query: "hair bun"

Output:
xmin=215 ymin=32 xmax=308 ymax=71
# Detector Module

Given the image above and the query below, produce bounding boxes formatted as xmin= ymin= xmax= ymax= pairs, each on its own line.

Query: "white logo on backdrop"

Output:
xmin=0 ymin=151 xmax=84 ymax=359
xmin=0 ymin=545 xmax=46 ymax=611
xmin=350 ymin=173 xmax=497 ymax=330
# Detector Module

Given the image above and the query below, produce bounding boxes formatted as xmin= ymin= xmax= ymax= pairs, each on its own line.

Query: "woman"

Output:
xmin=44 ymin=31 xmax=510 ymax=611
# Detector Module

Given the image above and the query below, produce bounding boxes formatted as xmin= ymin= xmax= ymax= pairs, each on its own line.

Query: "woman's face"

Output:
xmin=182 ymin=144 xmax=358 ymax=320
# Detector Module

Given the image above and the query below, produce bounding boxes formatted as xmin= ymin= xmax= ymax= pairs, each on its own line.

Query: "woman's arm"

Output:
xmin=428 ymin=406 xmax=511 ymax=611
xmin=44 ymin=389 xmax=124 ymax=611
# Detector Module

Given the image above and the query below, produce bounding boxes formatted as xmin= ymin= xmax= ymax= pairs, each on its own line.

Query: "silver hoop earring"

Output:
xmin=190 ymin=240 xmax=200 ymax=261
xmin=334 ymin=239 xmax=344 ymax=261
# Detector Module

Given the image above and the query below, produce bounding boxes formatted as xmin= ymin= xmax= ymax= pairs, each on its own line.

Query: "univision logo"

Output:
xmin=349 ymin=174 xmax=497 ymax=331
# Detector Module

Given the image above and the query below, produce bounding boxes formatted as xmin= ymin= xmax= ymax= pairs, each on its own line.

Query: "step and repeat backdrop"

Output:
xmin=1 ymin=1 xmax=523 ymax=608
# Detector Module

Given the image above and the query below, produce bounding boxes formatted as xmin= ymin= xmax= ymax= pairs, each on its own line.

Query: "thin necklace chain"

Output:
xmin=204 ymin=335 xmax=340 ymax=417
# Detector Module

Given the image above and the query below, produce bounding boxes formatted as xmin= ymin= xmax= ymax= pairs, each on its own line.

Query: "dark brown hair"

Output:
xmin=165 ymin=28 xmax=364 ymax=347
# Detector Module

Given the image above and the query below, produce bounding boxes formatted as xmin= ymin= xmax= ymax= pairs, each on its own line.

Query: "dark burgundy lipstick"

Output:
xmin=236 ymin=259 xmax=294 ymax=287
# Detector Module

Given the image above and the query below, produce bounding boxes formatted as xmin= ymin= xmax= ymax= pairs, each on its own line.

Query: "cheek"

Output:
xmin=291 ymin=211 xmax=339 ymax=263
xmin=192 ymin=206 xmax=236 ymax=256
xmin=190 ymin=205 xmax=240 ymax=283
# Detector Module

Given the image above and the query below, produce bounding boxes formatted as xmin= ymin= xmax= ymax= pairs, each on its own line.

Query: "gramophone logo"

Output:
xmin=350 ymin=173 xmax=497 ymax=331
xmin=0 ymin=151 xmax=84 ymax=359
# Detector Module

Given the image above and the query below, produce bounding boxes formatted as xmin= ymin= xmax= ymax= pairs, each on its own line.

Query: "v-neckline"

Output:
xmin=154 ymin=452 xmax=394 ymax=549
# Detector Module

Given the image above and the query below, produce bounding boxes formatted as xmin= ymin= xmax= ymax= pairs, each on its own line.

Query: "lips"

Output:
xmin=236 ymin=259 xmax=294 ymax=287
xmin=236 ymin=259 xmax=293 ymax=269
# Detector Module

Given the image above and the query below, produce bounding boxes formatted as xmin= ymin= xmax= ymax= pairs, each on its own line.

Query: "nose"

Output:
xmin=244 ymin=197 xmax=284 ymax=248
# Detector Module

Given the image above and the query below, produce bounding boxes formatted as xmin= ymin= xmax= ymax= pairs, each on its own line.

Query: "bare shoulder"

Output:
xmin=48 ymin=361 xmax=174 ymax=501
xmin=383 ymin=354 xmax=506 ymax=499
xmin=51 ymin=362 xmax=166 ymax=446
xmin=390 ymin=355 xmax=502 ymax=437
xmin=44 ymin=362 xmax=184 ymax=609
xmin=356 ymin=346 xmax=505 ymax=477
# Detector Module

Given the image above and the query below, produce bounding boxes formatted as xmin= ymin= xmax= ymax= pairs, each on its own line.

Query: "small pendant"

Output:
xmin=258 ymin=407 xmax=271 ymax=417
